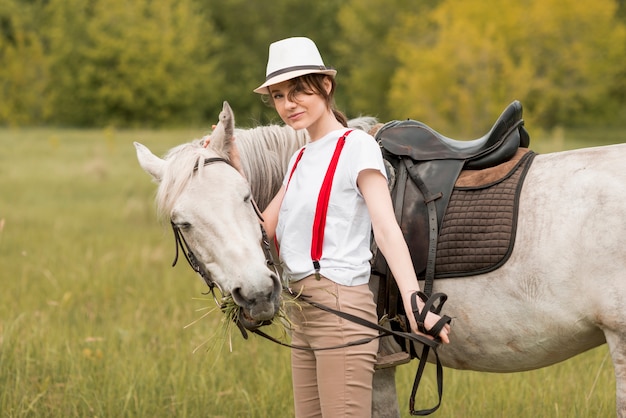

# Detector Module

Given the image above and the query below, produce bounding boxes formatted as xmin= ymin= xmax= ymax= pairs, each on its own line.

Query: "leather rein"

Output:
xmin=170 ymin=156 xmax=446 ymax=415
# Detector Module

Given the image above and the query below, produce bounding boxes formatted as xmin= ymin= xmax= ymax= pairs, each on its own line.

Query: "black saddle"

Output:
xmin=374 ymin=100 xmax=531 ymax=306
xmin=372 ymin=101 xmax=532 ymax=416
xmin=378 ymin=100 xmax=530 ymax=170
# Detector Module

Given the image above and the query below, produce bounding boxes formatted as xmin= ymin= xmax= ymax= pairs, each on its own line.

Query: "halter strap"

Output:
xmin=285 ymin=130 xmax=353 ymax=279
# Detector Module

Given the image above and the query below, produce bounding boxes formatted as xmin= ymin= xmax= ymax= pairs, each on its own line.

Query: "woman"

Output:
xmin=228 ymin=37 xmax=450 ymax=418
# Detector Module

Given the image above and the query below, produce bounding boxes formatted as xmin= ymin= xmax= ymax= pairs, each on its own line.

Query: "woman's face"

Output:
xmin=268 ymin=77 xmax=333 ymax=134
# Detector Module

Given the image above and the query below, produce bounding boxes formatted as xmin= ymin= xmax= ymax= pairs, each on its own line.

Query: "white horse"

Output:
xmin=135 ymin=101 xmax=626 ymax=417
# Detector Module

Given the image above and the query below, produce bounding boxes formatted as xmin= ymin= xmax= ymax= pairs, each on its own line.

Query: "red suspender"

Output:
xmin=310 ymin=130 xmax=352 ymax=277
xmin=285 ymin=147 xmax=305 ymax=192
xmin=285 ymin=130 xmax=353 ymax=279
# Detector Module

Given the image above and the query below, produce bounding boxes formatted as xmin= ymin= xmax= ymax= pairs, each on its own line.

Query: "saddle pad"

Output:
xmin=433 ymin=150 xmax=535 ymax=278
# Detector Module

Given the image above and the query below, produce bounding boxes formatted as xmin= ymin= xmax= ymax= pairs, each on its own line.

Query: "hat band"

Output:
xmin=265 ymin=65 xmax=332 ymax=81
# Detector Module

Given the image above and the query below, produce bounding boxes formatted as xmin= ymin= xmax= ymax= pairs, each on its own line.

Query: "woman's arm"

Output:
xmin=358 ymin=169 xmax=450 ymax=343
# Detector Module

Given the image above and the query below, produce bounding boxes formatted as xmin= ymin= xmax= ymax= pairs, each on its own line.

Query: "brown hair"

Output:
xmin=266 ymin=74 xmax=348 ymax=127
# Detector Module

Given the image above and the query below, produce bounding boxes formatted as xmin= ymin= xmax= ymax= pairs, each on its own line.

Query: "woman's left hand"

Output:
xmin=402 ymin=295 xmax=451 ymax=344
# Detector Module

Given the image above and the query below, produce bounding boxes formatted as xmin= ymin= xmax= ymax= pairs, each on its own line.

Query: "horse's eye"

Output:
xmin=171 ymin=211 xmax=191 ymax=229
xmin=172 ymin=220 xmax=191 ymax=230
xmin=244 ymin=193 xmax=251 ymax=203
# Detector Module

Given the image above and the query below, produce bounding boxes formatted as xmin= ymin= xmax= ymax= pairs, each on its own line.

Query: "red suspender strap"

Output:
xmin=284 ymin=130 xmax=353 ymax=279
xmin=286 ymin=148 xmax=305 ymax=191
xmin=310 ymin=130 xmax=352 ymax=278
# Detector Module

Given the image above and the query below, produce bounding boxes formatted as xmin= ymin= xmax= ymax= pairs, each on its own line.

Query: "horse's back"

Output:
xmin=521 ymin=144 xmax=626 ymax=250
xmin=432 ymin=143 xmax=626 ymax=371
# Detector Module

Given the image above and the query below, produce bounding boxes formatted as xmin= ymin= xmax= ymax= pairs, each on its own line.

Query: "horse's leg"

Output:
xmin=605 ymin=330 xmax=626 ymax=417
xmin=372 ymin=367 xmax=400 ymax=418
xmin=369 ymin=274 xmax=402 ymax=418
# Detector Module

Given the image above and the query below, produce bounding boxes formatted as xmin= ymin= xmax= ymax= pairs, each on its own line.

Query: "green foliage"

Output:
xmin=388 ymin=0 xmax=626 ymax=135
xmin=44 ymin=0 xmax=223 ymax=127
xmin=0 ymin=0 xmax=624 ymax=129
xmin=335 ymin=0 xmax=441 ymax=122
xmin=0 ymin=0 xmax=48 ymax=125
xmin=201 ymin=0 xmax=346 ymax=126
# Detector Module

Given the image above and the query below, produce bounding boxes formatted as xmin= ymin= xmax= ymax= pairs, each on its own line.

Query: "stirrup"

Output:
xmin=375 ymin=316 xmax=411 ymax=369
xmin=375 ymin=351 xmax=411 ymax=369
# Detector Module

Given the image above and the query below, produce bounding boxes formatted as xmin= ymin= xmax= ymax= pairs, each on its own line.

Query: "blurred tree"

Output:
xmin=335 ymin=0 xmax=440 ymax=122
xmin=520 ymin=0 xmax=626 ymax=127
xmin=1 ymin=0 xmax=625 ymax=129
xmin=388 ymin=0 xmax=626 ymax=133
xmin=611 ymin=0 xmax=626 ymax=121
xmin=617 ymin=0 xmax=626 ymax=18
xmin=44 ymin=0 xmax=223 ymax=127
xmin=0 ymin=0 xmax=48 ymax=125
xmin=200 ymin=0 xmax=346 ymax=126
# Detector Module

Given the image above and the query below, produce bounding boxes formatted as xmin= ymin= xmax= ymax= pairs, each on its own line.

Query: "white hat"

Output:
xmin=253 ymin=37 xmax=336 ymax=94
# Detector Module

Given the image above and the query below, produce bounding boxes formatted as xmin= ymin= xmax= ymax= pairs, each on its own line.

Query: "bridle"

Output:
xmin=169 ymin=156 xmax=447 ymax=415
xmin=170 ymin=157 xmax=280 ymax=306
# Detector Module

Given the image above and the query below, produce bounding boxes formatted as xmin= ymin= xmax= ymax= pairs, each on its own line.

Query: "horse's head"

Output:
xmin=134 ymin=101 xmax=281 ymax=330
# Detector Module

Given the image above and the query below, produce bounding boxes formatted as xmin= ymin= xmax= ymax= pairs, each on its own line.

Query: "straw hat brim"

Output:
xmin=253 ymin=68 xmax=337 ymax=94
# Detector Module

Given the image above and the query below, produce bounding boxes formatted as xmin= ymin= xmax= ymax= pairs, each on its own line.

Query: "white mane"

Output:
xmin=234 ymin=125 xmax=308 ymax=211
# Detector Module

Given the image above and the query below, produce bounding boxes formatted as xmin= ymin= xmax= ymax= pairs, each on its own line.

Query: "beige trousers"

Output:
xmin=289 ymin=275 xmax=379 ymax=418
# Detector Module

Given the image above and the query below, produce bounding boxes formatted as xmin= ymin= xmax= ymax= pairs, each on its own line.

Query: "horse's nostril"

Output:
xmin=231 ymin=287 xmax=250 ymax=307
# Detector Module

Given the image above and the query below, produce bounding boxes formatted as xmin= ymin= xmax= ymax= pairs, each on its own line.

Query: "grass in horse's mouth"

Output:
xmin=220 ymin=290 xmax=302 ymax=331
xmin=187 ymin=290 xmax=304 ymax=353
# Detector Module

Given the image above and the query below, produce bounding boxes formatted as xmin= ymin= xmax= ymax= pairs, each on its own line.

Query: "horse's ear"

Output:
xmin=134 ymin=142 xmax=165 ymax=182
xmin=208 ymin=101 xmax=235 ymax=159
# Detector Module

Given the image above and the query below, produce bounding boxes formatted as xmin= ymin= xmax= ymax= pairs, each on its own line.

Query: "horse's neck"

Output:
xmin=236 ymin=125 xmax=308 ymax=211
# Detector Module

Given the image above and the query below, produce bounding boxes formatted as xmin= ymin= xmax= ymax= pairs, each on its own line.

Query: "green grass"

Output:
xmin=0 ymin=126 xmax=623 ymax=417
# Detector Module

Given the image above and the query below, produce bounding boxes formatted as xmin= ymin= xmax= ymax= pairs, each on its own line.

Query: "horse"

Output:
xmin=135 ymin=101 xmax=626 ymax=417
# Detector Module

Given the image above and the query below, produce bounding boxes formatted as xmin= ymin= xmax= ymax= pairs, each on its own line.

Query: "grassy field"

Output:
xmin=0 ymin=126 xmax=623 ymax=417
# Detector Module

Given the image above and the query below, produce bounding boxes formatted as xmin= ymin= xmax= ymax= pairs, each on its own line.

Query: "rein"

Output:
xmin=249 ymin=289 xmax=446 ymax=416
xmin=171 ymin=157 xmax=228 ymax=302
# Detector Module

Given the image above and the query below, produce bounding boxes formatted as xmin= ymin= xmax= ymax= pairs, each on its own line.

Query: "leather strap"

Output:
xmin=404 ymin=159 xmax=442 ymax=297
xmin=388 ymin=156 xmax=409 ymax=318
xmin=252 ymin=289 xmax=441 ymax=352
xmin=409 ymin=291 xmax=451 ymax=416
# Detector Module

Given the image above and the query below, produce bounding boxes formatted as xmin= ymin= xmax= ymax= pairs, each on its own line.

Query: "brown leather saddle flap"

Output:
xmin=434 ymin=149 xmax=535 ymax=278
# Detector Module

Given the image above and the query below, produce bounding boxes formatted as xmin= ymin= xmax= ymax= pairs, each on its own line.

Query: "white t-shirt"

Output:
xmin=276 ymin=128 xmax=387 ymax=286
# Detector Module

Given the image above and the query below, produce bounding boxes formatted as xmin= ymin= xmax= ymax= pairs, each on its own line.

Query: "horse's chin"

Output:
xmin=238 ymin=310 xmax=272 ymax=331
